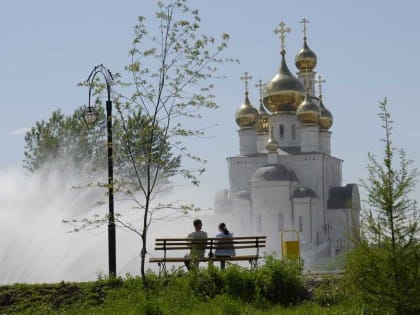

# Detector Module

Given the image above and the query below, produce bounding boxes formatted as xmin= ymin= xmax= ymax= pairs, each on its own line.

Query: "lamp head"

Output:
xmin=83 ymin=105 xmax=97 ymax=128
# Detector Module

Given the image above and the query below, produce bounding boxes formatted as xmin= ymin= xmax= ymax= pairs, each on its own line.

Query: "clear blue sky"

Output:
xmin=1 ymin=0 xmax=419 ymax=206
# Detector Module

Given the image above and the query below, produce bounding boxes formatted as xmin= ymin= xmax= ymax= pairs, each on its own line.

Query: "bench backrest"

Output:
xmin=154 ymin=236 xmax=266 ymax=257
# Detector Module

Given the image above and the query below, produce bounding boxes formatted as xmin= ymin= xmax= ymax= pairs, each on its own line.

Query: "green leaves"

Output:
xmin=346 ymin=98 xmax=420 ymax=315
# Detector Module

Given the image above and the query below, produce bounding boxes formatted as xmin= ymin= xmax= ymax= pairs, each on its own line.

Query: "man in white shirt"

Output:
xmin=185 ymin=219 xmax=207 ymax=270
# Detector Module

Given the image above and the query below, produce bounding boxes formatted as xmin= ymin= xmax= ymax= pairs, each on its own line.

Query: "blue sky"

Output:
xmin=0 ymin=0 xmax=419 ymax=206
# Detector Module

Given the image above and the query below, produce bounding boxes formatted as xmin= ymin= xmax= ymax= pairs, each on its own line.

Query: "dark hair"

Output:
xmin=218 ymin=222 xmax=229 ymax=235
xmin=193 ymin=219 xmax=202 ymax=228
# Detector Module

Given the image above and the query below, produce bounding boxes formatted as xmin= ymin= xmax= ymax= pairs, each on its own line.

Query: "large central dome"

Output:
xmin=263 ymin=51 xmax=305 ymax=114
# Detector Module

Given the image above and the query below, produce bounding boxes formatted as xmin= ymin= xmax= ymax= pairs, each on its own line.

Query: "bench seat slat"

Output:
xmin=149 ymin=255 xmax=259 ymax=263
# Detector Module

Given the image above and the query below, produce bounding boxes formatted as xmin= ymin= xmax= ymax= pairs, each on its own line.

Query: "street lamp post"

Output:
xmin=84 ymin=64 xmax=116 ymax=277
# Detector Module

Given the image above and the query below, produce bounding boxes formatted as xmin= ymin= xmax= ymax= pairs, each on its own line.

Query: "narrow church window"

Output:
xmin=277 ymin=213 xmax=284 ymax=231
xmin=279 ymin=125 xmax=284 ymax=139
xmin=298 ymin=216 xmax=303 ymax=232
xmin=291 ymin=124 xmax=296 ymax=140
xmin=257 ymin=214 xmax=262 ymax=233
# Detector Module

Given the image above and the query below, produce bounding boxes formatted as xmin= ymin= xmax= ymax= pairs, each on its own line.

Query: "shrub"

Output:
xmin=312 ymin=276 xmax=345 ymax=306
xmin=222 ymin=264 xmax=255 ymax=303
xmin=254 ymin=256 xmax=305 ymax=306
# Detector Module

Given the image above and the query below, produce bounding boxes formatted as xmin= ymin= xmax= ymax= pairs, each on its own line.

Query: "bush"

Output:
xmin=222 ymin=264 xmax=255 ymax=303
xmin=312 ymin=276 xmax=345 ymax=307
xmin=254 ymin=256 xmax=305 ymax=306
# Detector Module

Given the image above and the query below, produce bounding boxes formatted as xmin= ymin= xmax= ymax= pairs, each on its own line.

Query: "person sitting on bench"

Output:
xmin=215 ymin=223 xmax=235 ymax=269
xmin=184 ymin=219 xmax=207 ymax=270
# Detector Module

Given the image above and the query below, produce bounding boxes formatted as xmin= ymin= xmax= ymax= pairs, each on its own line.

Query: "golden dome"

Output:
xmin=235 ymin=92 xmax=259 ymax=128
xmin=254 ymin=101 xmax=269 ymax=134
xmin=295 ymin=40 xmax=317 ymax=71
xmin=266 ymin=135 xmax=279 ymax=152
xmin=263 ymin=51 xmax=305 ymax=114
xmin=297 ymin=92 xmax=320 ymax=124
xmin=265 ymin=122 xmax=279 ymax=152
xmin=319 ymin=96 xmax=333 ymax=130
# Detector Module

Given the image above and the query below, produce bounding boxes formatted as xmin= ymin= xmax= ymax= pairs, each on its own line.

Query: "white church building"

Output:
xmin=214 ymin=20 xmax=360 ymax=265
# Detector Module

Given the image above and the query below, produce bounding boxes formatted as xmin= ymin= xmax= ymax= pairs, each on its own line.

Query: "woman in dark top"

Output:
xmin=215 ymin=223 xmax=235 ymax=269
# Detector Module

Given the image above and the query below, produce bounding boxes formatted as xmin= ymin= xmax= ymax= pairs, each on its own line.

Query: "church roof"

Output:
xmin=292 ymin=186 xmax=318 ymax=199
xmin=235 ymin=189 xmax=250 ymax=200
xmin=251 ymin=164 xmax=298 ymax=182
xmin=327 ymin=184 xmax=358 ymax=209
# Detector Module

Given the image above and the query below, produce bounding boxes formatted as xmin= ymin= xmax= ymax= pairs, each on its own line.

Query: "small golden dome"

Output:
xmin=266 ymin=135 xmax=279 ymax=152
xmin=235 ymin=92 xmax=259 ymax=128
xmin=263 ymin=51 xmax=305 ymax=114
xmin=254 ymin=102 xmax=269 ymax=134
xmin=265 ymin=122 xmax=279 ymax=152
xmin=295 ymin=40 xmax=317 ymax=71
xmin=319 ymin=96 xmax=333 ymax=130
xmin=297 ymin=92 xmax=320 ymax=124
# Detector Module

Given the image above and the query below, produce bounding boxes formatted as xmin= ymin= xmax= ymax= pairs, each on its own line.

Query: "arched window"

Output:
xmin=279 ymin=125 xmax=284 ymax=139
xmin=257 ymin=214 xmax=262 ymax=233
xmin=291 ymin=124 xmax=296 ymax=140
xmin=277 ymin=213 xmax=284 ymax=231
xmin=298 ymin=216 xmax=303 ymax=232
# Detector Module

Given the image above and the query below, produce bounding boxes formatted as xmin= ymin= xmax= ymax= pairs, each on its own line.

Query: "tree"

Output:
xmin=113 ymin=0 xmax=232 ymax=279
xmin=23 ymin=107 xmax=107 ymax=173
xmin=66 ymin=0 xmax=233 ymax=280
xmin=345 ymin=98 xmax=420 ymax=315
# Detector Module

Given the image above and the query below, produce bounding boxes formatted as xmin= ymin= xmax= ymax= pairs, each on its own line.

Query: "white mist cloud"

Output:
xmin=9 ymin=127 xmax=30 ymax=136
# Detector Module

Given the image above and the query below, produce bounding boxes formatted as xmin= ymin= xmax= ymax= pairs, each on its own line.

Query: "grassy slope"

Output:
xmin=0 ymin=262 xmax=368 ymax=315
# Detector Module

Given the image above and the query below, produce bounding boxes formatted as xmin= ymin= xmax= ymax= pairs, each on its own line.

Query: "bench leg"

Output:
xmin=158 ymin=262 xmax=167 ymax=277
xmin=249 ymin=258 xmax=258 ymax=270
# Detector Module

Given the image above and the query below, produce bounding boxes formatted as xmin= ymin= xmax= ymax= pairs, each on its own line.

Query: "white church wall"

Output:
xmin=319 ymin=130 xmax=332 ymax=155
xmin=327 ymin=208 xmax=351 ymax=257
xmin=256 ymin=134 xmax=269 ymax=153
xmin=271 ymin=114 xmax=301 ymax=148
xmin=232 ymin=197 xmax=252 ymax=234
xmin=227 ymin=155 xmax=266 ymax=194
xmin=250 ymin=180 xmax=293 ymax=254
xmin=279 ymin=154 xmax=342 ymax=204
xmin=293 ymin=198 xmax=312 ymax=245
xmin=300 ymin=124 xmax=319 ymax=153
xmin=238 ymin=128 xmax=257 ymax=155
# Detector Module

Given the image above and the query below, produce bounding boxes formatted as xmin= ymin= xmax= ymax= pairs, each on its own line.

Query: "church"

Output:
xmin=214 ymin=20 xmax=360 ymax=265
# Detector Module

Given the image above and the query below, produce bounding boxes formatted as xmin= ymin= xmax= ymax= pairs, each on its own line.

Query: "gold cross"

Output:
xmin=315 ymin=74 xmax=326 ymax=96
xmin=255 ymin=79 xmax=265 ymax=100
xmin=240 ymin=72 xmax=252 ymax=93
xmin=274 ymin=21 xmax=291 ymax=51
xmin=300 ymin=18 xmax=309 ymax=39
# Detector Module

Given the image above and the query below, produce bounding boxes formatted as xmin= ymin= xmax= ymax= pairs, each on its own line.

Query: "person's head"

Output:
xmin=218 ymin=222 xmax=229 ymax=235
xmin=193 ymin=219 xmax=203 ymax=231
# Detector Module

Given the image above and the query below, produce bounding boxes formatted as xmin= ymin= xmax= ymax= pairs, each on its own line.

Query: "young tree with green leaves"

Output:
xmin=65 ymin=0 xmax=233 ymax=279
xmin=111 ymin=0 xmax=233 ymax=279
xmin=345 ymin=98 xmax=420 ymax=315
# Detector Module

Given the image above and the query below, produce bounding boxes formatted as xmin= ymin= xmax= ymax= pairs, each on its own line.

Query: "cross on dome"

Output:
xmin=315 ymin=74 xmax=326 ymax=96
xmin=255 ymin=79 xmax=265 ymax=100
xmin=240 ymin=72 xmax=252 ymax=94
xmin=300 ymin=18 xmax=309 ymax=40
xmin=274 ymin=21 xmax=291 ymax=52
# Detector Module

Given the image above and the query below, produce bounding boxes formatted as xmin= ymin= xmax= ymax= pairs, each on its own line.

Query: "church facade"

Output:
xmin=214 ymin=20 xmax=360 ymax=265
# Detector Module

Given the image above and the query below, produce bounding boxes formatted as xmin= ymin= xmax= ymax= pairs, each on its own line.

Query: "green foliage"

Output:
xmin=345 ymin=98 xmax=420 ymax=315
xmin=253 ymin=256 xmax=305 ymax=306
xmin=312 ymin=277 xmax=345 ymax=307
xmin=0 ymin=265 xmax=382 ymax=314
xmin=222 ymin=264 xmax=255 ymax=302
xmin=23 ymin=107 xmax=107 ymax=173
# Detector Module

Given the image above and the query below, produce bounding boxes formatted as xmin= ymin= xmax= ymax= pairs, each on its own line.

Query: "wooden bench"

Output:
xmin=149 ymin=236 xmax=266 ymax=275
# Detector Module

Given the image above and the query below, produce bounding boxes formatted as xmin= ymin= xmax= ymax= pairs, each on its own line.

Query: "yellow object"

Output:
xmin=281 ymin=230 xmax=300 ymax=259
